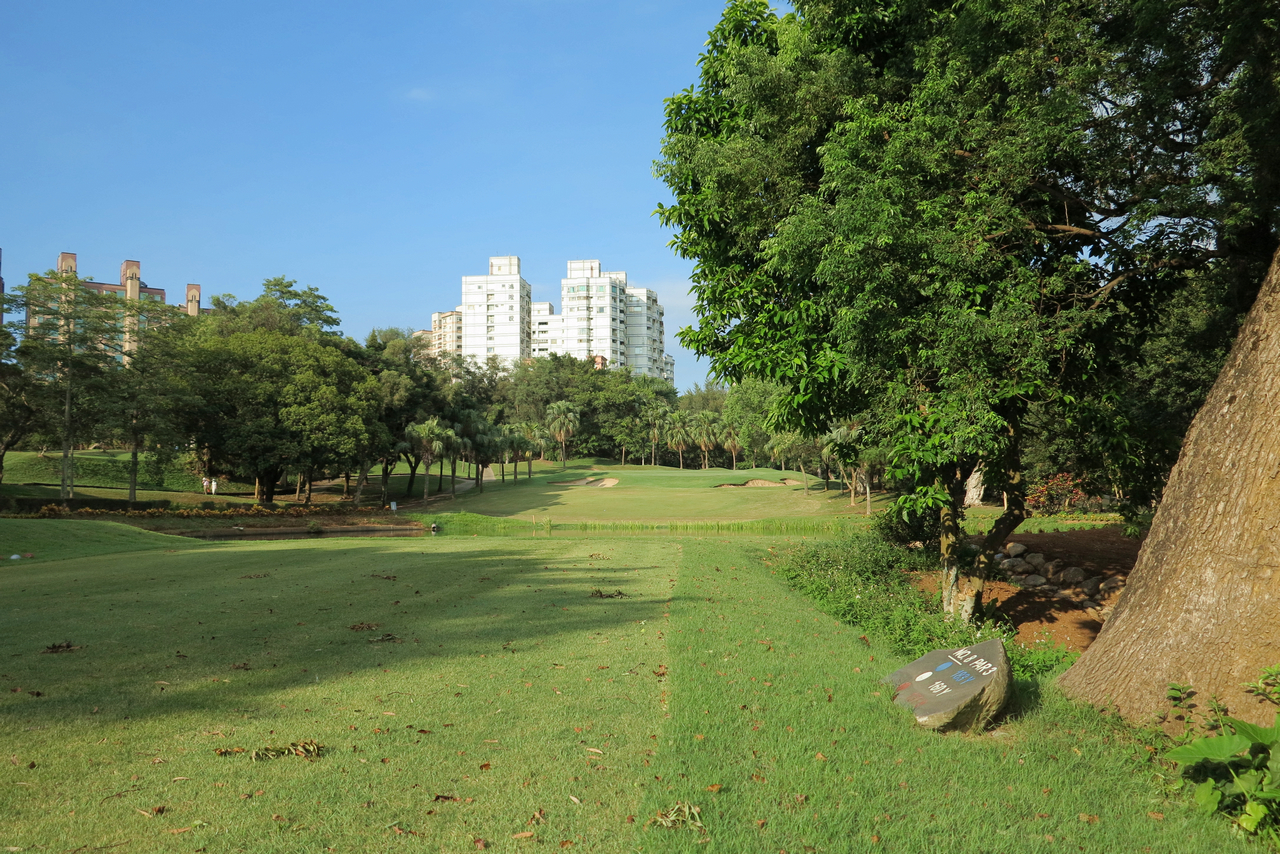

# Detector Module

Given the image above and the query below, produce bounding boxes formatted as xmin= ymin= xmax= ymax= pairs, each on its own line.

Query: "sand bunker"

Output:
xmin=551 ymin=477 xmax=618 ymax=487
xmin=716 ymin=478 xmax=788 ymax=488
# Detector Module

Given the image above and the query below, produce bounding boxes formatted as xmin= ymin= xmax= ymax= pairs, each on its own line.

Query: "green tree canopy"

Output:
xmin=656 ymin=0 xmax=1280 ymax=619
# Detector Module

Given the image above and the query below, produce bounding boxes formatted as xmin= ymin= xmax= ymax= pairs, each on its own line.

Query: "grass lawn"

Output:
xmin=0 ymin=521 xmax=1242 ymax=853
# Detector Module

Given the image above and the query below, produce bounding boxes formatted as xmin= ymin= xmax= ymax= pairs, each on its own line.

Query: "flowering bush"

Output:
xmin=1025 ymin=473 xmax=1086 ymax=515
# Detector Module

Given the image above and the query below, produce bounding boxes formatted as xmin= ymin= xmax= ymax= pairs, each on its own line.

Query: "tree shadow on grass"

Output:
xmin=0 ymin=538 xmax=673 ymax=727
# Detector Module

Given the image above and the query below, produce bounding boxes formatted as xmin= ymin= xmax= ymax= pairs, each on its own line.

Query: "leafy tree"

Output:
xmin=208 ymin=276 xmax=340 ymax=337
xmin=0 ymin=327 xmax=47 ymax=486
xmin=656 ymin=0 xmax=1280 ymax=620
xmin=678 ymin=380 xmax=727 ymax=413
xmin=723 ymin=378 xmax=782 ymax=468
xmin=5 ymin=268 xmax=156 ymax=502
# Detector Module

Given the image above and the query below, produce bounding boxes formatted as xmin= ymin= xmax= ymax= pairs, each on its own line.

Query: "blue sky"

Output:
xmin=0 ymin=0 xmax=772 ymax=390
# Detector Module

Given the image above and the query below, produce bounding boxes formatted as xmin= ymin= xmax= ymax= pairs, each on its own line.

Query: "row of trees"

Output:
xmin=0 ymin=269 xmax=905 ymax=506
xmin=0 ymin=272 xmax=691 ymax=505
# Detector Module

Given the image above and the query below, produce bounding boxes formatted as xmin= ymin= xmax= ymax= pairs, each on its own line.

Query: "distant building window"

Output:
xmin=487 ymin=347 xmax=494 ymax=353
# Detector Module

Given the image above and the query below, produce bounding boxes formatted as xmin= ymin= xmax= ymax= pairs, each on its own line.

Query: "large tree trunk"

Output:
xmin=1060 ymin=249 xmax=1280 ymax=726
xmin=351 ymin=461 xmax=375 ymax=507
xmin=128 ymin=437 xmax=139 ymax=506
xmin=406 ymin=454 xmax=420 ymax=497
xmin=260 ymin=466 xmax=283 ymax=504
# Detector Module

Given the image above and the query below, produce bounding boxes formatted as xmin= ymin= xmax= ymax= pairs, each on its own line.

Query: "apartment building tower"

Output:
xmin=439 ymin=255 xmax=672 ymax=384
xmin=460 ymin=256 xmax=532 ymax=363
xmin=421 ymin=309 xmax=463 ymax=358
xmin=622 ymin=286 xmax=668 ymax=380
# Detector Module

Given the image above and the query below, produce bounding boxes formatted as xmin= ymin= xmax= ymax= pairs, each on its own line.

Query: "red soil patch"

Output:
xmin=916 ymin=525 xmax=1142 ymax=653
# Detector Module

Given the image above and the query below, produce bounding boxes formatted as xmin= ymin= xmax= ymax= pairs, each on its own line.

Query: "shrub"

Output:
xmin=1025 ymin=473 xmax=1086 ymax=514
xmin=778 ymin=531 xmax=1076 ymax=680
xmin=870 ymin=506 xmax=941 ymax=549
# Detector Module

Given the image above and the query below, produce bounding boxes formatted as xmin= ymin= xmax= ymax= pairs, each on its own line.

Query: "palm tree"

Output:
xmin=507 ymin=430 xmax=532 ymax=482
xmin=692 ymin=411 xmax=721 ymax=469
xmin=721 ymin=421 xmax=743 ymax=471
xmin=644 ymin=403 xmax=669 ymax=465
xmin=665 ymin=410 xmax=694 ymax=469
xmin=546 ymin=401 xmax=580 ymax=470
xmin=406 ymin=418 xmax=448 ymax=499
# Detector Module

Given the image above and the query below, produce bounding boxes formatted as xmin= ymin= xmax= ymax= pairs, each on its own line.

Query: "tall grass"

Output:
xmin=776 ymin=531 xmax=1076 ymax=680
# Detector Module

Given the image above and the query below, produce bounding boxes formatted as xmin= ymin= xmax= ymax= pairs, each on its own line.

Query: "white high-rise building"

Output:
xmin=622 ymin=286 xmax=668 ymax=380
xmin=460 ymin=256 xmax=532 ymax=363
xmin=442 ymin=255 xmax=673 ymax=385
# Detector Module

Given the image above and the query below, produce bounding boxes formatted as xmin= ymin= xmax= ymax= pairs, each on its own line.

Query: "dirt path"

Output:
xmin=918 ymin=526 xmax=1142 ymax=653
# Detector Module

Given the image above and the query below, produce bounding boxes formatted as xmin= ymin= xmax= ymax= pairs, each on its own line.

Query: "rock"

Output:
xmin=1080 ymin=577 xmax=1102 ymax=597
xmin=1042 ymin=559 xmax=1065 ymax=579
xmin=1081 ymin=599 xmax=1101 ymax=609
xmin=882 ymin=638 xmax=1010 ymax=733
xmin=993 ymin=553 xmax=1007 ymax=563
xmin=1024 ymin=553 xmax=1047 ymax=570
xmin=999 ymin=558 xmax=1028 ymax=572
xmin=1099 ymin=577 xmax=1124 ymax=594
xmin=1022 ymin=574 xmax=1048 ymax=587
xmin=1059 ymin=567 xmax=1086 ymax=585
xmin=1005 ymin=543 xmax=1028 ymax=558
xmin=1054 ymin=589 xmax=1079 ymax=600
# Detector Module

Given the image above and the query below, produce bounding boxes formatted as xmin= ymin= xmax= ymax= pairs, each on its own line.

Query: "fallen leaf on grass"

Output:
xmin=815 ymin=752 xmax=828 ymax=761
xmin=527 ymin=809 xmax=547 ymax=825
xmin=569 ymin=795 xmax=581 ymax=805
xmin=560 ymin=842 xmax=573 ymax=849
xmin=586 ymin=747 xmax=604 ymax=755
xmin=751 ymin=773 xmax=767 ymax=783
xmin=165 ymin=827 xmax=191 ymax=835
xmin=433 ymin=794 xmax=460 ymax=802
xmin=473 ymin=839 xmax=489 ymax=849
xmin=706 ymin=784 xmax=722 ymax=793
xmin=1148 ymin=811 xmax=1164 ymax=821
xmin=648 ymin=802 xmax=706 ymax=833
xmin=349 ymin=623 xmax=381 ymax=631
xmin=1078 ymin=813 xmax=1099 ymax=824
xmin=479 ymin=763 xmax=491 ymax=771
xmin=40 ymin=641 xmax=81 ymax=654
xmin=512 ymin=831 xmax=535 ymax=839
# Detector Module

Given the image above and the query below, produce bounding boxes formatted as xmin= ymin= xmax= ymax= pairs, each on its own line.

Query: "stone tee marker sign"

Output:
xmin=882 ymin=638 xmax=1010 ymax=733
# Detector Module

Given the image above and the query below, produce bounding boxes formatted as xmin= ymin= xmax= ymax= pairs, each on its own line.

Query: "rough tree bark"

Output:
xmin=1059 ymin=249 xmax=1280 ymax=726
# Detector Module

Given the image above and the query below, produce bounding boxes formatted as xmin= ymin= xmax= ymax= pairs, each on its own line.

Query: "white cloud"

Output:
xmin=405 ymin=87 xmax=435 ymax=102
